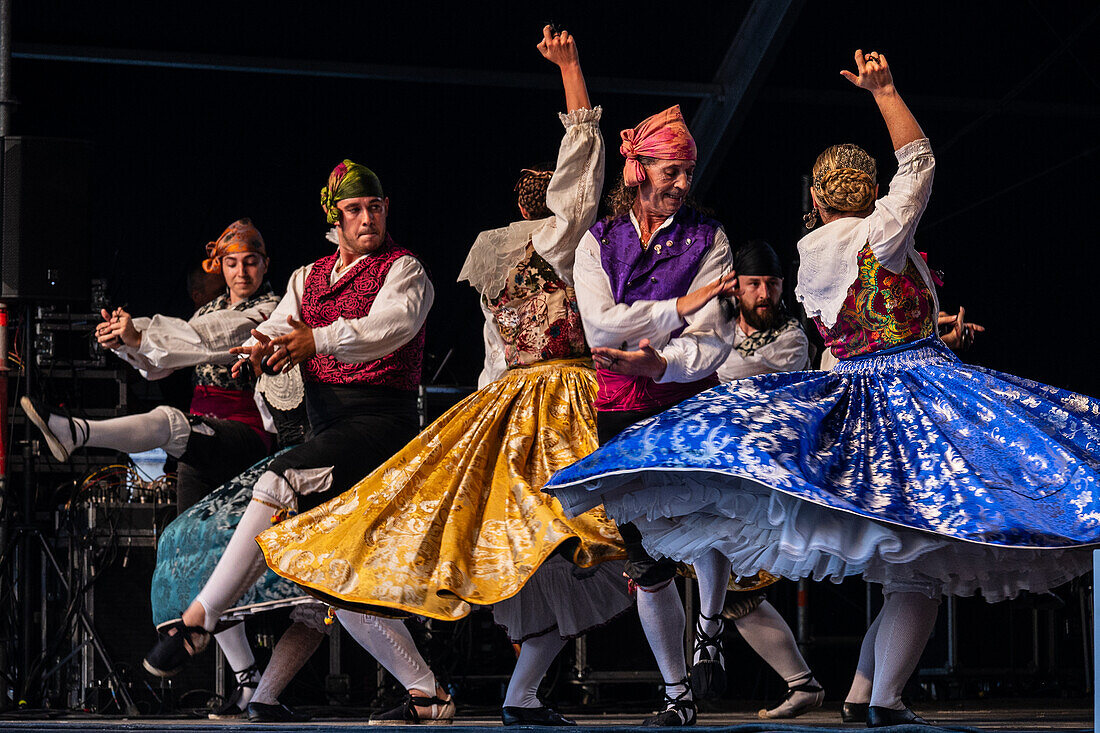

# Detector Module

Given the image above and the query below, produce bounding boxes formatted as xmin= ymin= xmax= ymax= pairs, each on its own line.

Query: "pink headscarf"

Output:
xmin=619 ymin=105 xmax=697 ymax=187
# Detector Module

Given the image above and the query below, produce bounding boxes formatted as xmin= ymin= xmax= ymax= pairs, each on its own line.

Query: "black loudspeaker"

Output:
xmin=1 ymin=136 xmax=92 ymax=300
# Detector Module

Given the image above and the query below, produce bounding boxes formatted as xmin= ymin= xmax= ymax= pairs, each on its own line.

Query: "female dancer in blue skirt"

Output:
xmin=544 ymin=50 xmax=1099 ymax=727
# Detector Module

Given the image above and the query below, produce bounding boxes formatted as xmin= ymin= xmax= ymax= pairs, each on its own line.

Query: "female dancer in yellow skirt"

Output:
xmin=257 ymin=27 xmax=630 ymax=726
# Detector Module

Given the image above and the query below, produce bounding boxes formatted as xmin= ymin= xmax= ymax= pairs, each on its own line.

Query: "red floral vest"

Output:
xmin=816 ymin=243 xmax=935 ymax=360
xmin=300 ymin=238 xmax=425 ymax=391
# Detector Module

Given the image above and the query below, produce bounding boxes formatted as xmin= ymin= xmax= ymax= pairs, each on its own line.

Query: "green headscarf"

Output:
xmin=320 ymin=159 xmax=384 ymax=225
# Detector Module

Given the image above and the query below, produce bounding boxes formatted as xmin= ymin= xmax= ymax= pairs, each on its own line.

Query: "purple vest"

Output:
xmin=589 ymin=208 xmax=722 ymax=412
xmin=592 ymin=207 xmax=719 ymax=305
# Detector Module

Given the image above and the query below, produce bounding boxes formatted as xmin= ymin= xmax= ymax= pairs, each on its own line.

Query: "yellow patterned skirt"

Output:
xmin=256 ymin=359 xmax=626 ymax=621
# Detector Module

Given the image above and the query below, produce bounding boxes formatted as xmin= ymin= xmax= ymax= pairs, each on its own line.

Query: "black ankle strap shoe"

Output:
xmin=690 ymin=612 xmax=726 ymax=699
xmin=208 ymin=663 xmax=261 ymax=719
xmin=369 ymin=694 xmax=456 ymax=725
xmin=142 ymin=619 xmax=210 ymax=678
xmin=502 ymin=705 xmax=576 ymax=726
xmin=21 ymin=395 xmax=84 ymax=462
xmin=867 ymin=705 xmax=928 ymax=727
xmin=642 ymin=678 xmax=696 ymax=727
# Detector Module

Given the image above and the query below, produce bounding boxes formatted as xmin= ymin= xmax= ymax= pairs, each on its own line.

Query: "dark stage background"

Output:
xmin=2 ymin=0 xmax=1099 ymax=715
xmin=9 ymin=0 xmax=1100 ymax=392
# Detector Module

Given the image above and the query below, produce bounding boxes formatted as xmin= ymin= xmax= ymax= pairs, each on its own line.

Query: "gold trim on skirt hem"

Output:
xmin=257 ymin=362 xmax=625 ymax=621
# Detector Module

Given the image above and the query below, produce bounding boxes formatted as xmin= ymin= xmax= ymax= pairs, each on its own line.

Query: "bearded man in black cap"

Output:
xmin=717 ymin=240 xmax=810 ymax=382
xmin=689 ymin=239 xmax=825 ymax=719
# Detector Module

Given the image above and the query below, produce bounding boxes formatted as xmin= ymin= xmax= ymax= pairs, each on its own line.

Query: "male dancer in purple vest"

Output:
xmin=570 ymin=106 xmax=737 ymax=726
xmin=142 ymin=162 xmax=436 ymax=715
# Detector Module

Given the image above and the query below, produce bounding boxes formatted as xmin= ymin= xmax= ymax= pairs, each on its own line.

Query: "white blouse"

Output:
xmin=716 ymin=322 xmax=810 ymax=382
xmin=573 ymin=213 xmax=735 ymax=384
xmin=113 ymin=294 xmax=280 ymax=381
xmin=477 ymin=299 xmax=508 ymax=389
xmin=466 ymin=107 xmax=606 ymax=388
xmin=252 ymin=252 xmax=434 ymax=365
xmin=796 ymin=137 xmax=937 ymax=329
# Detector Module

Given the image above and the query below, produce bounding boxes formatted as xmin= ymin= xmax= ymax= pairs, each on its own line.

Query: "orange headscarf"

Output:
xmin=202 ymin=218 xmax=268 ymax=274
xmin=619 ymin=105 xmax=697 ymax=187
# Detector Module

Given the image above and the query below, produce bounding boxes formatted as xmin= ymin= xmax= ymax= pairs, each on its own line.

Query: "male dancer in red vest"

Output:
xmin=142 ymin=161 xmax=434 ymax=695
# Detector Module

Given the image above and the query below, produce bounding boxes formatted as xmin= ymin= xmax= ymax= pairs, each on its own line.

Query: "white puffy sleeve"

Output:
xmin=530 ymin=107 xmax=605 ymax=285
xmin=867 ymin=138 xmax=935 ymax=273
xmin=477 ymin=299 xmax=509 ymax=389
xmin=114 ymin=295 xmax=278 ymax=380
xmin=310 ymin=256 xmax=435 ymax=364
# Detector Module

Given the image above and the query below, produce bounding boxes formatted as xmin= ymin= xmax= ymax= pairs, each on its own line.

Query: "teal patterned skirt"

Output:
xmin=150 ymin=452 xmax=308 ymax=628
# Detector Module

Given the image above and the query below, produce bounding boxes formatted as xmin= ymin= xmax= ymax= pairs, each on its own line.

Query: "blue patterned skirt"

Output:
xmin=150 ymin=452 xmax=314 ymax=628
xmin=544 ymin=338 xmax=1100 ymax=600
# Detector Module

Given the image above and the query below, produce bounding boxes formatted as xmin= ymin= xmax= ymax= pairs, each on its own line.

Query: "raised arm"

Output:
xmin=530 ymin=26 xmax=605 ymax=284
xmin=537 ymin=25 xmax=590 ymax=113
xmin=840 ymin=49 xmax=924 ymax=152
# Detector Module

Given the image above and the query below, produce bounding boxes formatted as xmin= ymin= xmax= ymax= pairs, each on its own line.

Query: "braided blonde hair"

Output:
xmin=812 ymin=144 xmax=877 ymax=213
xmin=515 ymin=167 xmax=554 ymax=219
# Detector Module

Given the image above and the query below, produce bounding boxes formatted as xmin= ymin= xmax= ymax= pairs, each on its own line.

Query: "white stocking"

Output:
xmin=733 ymin=601 xmax=811 ymax=684
xmin=336 ymin=611 xmax=436 ymax=696
xmin=50 ymin=405 xmax=183 ymax=455
xmin=637 ymin=580 xmax=690 ymax=701
xmin=692 ymin=550 xmax=730 ymax=664
xmin=194 ymin=497 xmax=281 ymax=631
xmin=214 ymin=623 xmax=256 ymax=674
xmin=846 ymin=610 xmax=882 ymax=704
xmin=503 ymin=632 xmax=568 ymax=709
xmin=869 ymin=592 xmax=940 ymax=710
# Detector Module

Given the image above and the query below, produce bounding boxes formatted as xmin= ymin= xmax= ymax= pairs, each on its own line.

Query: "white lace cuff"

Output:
xmin=558 ymin=105 xmax=602 ymax=128
xmin=894 ymin=137 xmax=932 ymax=164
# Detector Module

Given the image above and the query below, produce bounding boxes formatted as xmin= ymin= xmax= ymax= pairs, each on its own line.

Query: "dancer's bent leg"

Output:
xmin=503 ymin=632 xmax=568 ymax=709
xmin=186 ymin=472 xmax=294 ymax=631
xmin=23 ymin=400 xmax=183 ymax=461
xmin=735 ymin=600 xmax=823 ymax=719
xmin=336 ymin=610 xmax=454 ymax=724
xmin=143 ymin=480 xmax=280 ymax=677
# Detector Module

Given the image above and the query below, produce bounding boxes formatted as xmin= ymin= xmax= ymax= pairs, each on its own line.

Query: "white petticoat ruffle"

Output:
xmin=490 ymin=555 xmax=633 ymax=643
xmin=608 ymin=472 xmax=1091 ymax=602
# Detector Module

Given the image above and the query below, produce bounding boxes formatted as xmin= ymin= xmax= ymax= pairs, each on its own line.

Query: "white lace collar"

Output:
xmin=457 ymin=218 xmax=548 ymax=299
xmin=795 ymin=217 xmax=939 ymax=329
xmin=795 ymin=218 xmax=871 ymax=329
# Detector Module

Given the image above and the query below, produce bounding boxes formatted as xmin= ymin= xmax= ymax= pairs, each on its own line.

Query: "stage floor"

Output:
xmin=0 ymin=701 xmax=1092 ymax=732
